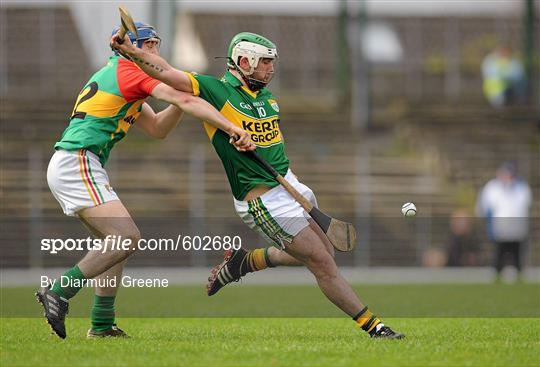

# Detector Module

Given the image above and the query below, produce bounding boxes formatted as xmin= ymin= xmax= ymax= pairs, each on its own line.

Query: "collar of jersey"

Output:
xmin=223 ymin=70 xmax=267 ymax=99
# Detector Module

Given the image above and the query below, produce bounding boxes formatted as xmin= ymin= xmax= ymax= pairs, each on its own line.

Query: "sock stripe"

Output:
xmin=264 ymin=247 xmax=275 ymax=268
xmin=367 ymin=318 xmax=381 ymax=334
xmin=251 ymin=249 xmax=268 ymax=271
xmin=354 ymin=306 xmax=383 ymax=335
xmin=365 ymin=316 xmax=377 ymax=330
xmin=353 ymin=306 xmax=368 ymax=321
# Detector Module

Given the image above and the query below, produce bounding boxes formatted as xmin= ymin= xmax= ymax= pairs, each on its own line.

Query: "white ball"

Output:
xmin=401 ymin=202 xmax=417 ymax=217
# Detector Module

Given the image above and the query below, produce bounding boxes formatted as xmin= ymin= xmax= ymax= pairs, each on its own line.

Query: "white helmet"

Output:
xmin=227 ymin=32 xmax=278 ymax=76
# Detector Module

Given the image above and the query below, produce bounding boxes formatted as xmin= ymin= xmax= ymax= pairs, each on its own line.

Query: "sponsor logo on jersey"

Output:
xmin=239 ymin=102 xmax=253 ymax=110
xmin=205 ymin=101 xmax=282 ymax=147
xmin=241 ymin=118 xmax=282 ymax=146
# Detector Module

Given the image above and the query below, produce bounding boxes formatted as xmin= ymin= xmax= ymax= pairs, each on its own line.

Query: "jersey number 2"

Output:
xmin=70 ymin=81 xmax=98 ymax=120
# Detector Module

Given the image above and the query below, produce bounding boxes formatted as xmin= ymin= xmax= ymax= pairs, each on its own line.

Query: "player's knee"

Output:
xmin=125 ymin=229 xmax=141 ymax=255
xmin=307 ymin=220 xmax=334 ymax=258
xmin=306 ymin=250 xmax=337 ymax=280
xmin=112 ymin=229 xmax=140 ymax=261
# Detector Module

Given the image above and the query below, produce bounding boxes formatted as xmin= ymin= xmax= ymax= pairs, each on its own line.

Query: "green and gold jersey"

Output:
xmin=187 ymin=71 xmax=289 ymax=200
xmin=55 ymin=56 xmax=161 ymax=166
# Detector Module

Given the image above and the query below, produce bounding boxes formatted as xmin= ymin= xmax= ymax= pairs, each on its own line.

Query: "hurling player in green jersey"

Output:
xmin=113 ymin=32 xmax=404 ymax=339
xmin=37 ymin=23 xmax=254 ymax=340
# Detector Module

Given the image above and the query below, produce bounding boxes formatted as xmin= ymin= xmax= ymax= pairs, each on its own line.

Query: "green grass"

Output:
xmin=1 ymin=284 xmax=539 ymax=366
xmin=2 ymin=283 xmax=539 ymax=317
xmin=1 ymin=318 xmax=539 ymax=367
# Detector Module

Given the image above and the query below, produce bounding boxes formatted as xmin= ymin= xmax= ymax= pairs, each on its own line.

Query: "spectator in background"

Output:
xmin=447 ymin=210 xmax=480 ymax=267
xmin=481 ymin=46 xmax=526 ymax=108
xmin=476 ymin=162 xmax=532 ymax=282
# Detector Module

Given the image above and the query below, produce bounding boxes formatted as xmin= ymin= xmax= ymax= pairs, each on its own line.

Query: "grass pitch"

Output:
xmin=2 ymin=318 xmax=539 ymax=367
xmin=1 ymin=284 xmax=539 ymax=366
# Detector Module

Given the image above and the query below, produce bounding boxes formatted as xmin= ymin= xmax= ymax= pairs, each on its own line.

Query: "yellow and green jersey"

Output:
xmin=187 ymin=71 xmax=289 ymax=200
xmin=55 ymin=56 xmax=160 ymax=166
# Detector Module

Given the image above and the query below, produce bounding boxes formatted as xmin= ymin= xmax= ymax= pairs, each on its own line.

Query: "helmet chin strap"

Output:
xmin=244 ymin=76 xmax=267 ymax=92
xmin=225 ymin=57 xmax=268 ymax=92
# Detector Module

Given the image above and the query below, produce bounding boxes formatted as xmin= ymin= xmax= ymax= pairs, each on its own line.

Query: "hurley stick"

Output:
xmin=248 ymin=150 xmax=356 ymax=252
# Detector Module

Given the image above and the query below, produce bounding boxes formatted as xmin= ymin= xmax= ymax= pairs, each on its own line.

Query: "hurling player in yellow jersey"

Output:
xmin=113 ymin=32 xmax=404 ymax=339
xmin=37 ymin=23 xmax=254 ymax=340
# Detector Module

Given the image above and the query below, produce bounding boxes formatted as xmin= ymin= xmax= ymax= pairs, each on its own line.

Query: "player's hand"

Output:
xmin=229 ymin=128 xmax=256 ymax=152
xmin=110 ymin=34 xmax=135 ymax=55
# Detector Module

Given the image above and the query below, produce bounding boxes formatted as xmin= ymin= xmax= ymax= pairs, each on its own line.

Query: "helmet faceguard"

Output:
xmin=227 ymin=32 xmax=278 ymax=91
xmin=111 ymin=22 xmax=161 ymax=56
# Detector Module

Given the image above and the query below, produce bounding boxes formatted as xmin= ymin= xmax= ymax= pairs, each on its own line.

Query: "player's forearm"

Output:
xmin=154 ymin=105 xmax=184 ymax=139
xmin=179 ymin=96 xmax=237 ymax=136
xmin=127 ymin=48 xmax=191 ymax=92
xmin=151 ymin=84 xmax=238 ymax=137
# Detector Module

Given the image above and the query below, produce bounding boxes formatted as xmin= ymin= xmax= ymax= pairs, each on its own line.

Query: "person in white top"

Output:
xmin=477 ymin=162 xmax=532 ymax=281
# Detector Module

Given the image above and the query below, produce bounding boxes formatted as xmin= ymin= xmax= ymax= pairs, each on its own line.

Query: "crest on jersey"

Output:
xmin=268 ymin=99 xmax=279 ymax=112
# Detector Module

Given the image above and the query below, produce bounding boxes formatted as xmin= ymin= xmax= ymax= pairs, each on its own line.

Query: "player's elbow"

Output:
xmin=150 ymin=124 xmax=169 ymax=139
xmin=173 ymin=94 xmax=196 ymax=114
xmin=146 ymin=121 xmax=168 ymax=140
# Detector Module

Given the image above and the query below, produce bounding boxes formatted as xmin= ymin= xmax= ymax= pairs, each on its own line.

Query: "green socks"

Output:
xmin=91 ymin=295 xmax=116 ymax=332
xmin=50 ymin=265 xmax=86 ymax=299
